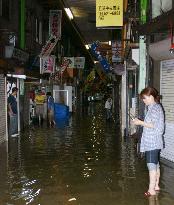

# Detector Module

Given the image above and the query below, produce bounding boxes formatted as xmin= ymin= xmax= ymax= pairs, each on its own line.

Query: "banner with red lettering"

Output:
xmin=39 ymin=35 xmax=58 ymax=58
xmin=49 ymin=10 xmax=62 ymax=38
xmin=40 ymin=55 xmax=56 ymax=74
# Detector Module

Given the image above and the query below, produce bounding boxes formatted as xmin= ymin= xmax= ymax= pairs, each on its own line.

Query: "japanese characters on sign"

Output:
xmin=96 ymin=0 xmax=123 ymax=27
xmin=62 ymin=57 xmax=85 ymax=69
xmin=49 ymin=10 xmax=62 ymax=38
xmin=41 ymin=55 xmax=56 ymax=74
xmin=112 ymin=41 xmax=122 ymax=63
xmin=39 ymin=35 xmax=58 ymax=58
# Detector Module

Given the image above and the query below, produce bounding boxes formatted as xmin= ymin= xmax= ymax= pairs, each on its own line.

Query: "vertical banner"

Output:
xmin=39 ymin=35 xmax=58 ymax=58
xmin=49 ymin=10 xmax=62 ymax=39
xmin=96 ymin=0 xmax=123 ymax=27
xmin=41 ymin=55 xmax=56 ymax=74
xmin=138 ymin=36 xmax=146 ymax=93
xmin=112 ymin=41 xmax=122 ymax=63
xmin=140 ymin=0 xmax=147 ymax=24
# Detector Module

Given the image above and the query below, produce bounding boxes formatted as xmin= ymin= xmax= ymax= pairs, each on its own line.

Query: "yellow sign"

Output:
xmin=96 ymin=0 xmax=123 ymax=27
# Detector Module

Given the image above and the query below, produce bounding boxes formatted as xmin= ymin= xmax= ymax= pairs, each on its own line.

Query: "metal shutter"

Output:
xmin=161 ymin=59 xmax=174 ymax=162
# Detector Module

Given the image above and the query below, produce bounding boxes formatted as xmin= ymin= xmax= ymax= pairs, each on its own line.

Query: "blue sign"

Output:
xmin=91 ymin=42 xmax=110 ymax=72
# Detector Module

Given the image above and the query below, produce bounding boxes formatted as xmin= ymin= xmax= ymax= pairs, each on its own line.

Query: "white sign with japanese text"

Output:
xmin=41 ymin=55 xmax=56 ymax=74
xmin=63 ymin=57 xmax=75 ymax=69
xmin=49 ymin=10 xmax=62 ymax=38
xmin=74 ymin=57 xmax=85 ymax=69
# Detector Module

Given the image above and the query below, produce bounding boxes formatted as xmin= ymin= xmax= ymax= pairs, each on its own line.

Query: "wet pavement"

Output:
xmin=0 ymin=102 xmax=174 ymax=205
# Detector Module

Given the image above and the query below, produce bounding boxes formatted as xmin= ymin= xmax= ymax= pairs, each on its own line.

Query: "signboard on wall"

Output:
xmin=96 ymin=0 xmax=123 ymax=27
xmin=49 ymin=10 xmax=62 ymax=39
xmin=12 ymin=48 xmax=29 ymax=62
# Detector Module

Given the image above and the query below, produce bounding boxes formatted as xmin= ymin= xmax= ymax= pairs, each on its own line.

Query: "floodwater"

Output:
xmin=0 ymin=102 xmax=174 ymax=205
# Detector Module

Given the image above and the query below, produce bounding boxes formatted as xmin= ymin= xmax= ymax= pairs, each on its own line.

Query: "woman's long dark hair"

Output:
xmin=140 ymin=87 xmax=160 ymax=103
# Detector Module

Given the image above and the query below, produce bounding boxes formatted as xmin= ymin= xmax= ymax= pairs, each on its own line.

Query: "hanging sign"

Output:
xmin=91 ymin=42 xmax=110 ymax=72
xmin=39 ymin=35 xmax=58 ymax=58
xmin=41 ymin=55 xmax=56 ymax=74
xmin=96 ymin=0 xmax=123 ymax=27
xmin=74 ymin=57 xmax=85 ymax=69
xmin=112 ymin=41 xmax=122 ymax=63
xmin=63 ymin=57 xmax=74 ymax=68
xmin=49 ymin=10 xmax=62 ymax=38
xmin=61 ymin=58 xmax=72 ymax=74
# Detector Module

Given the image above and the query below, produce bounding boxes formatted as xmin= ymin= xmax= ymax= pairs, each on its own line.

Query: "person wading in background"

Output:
xmin=105 ymin=97 xmax=112 ymax=120
xmin=132 ymin=87 xmax=164 ymax=197
xmin=8 ymin=87 xmax=19 ymax=137
xmin=47 ymin=92 xmax=56 ymax=128
xmin=34 ymin=90 xmax=45 ymax=126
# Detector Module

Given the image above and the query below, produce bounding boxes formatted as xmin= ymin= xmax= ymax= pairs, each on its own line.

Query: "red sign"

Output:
xmin=39 ymin=35 xmax=58 ymax=58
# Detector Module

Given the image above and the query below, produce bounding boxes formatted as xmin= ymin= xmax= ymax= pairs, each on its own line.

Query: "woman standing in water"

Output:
xmin=133 ymin=87 xmax=164 ymax=196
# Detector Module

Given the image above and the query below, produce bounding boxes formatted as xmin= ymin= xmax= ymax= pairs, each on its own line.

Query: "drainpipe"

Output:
xmin=20 ymin=0 xmax=25 ymax=49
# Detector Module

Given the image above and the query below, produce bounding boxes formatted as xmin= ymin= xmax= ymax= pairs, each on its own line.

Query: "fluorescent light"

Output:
xmin=64 ymin=8 xmax=73 ymax=20
xmin=85 ymin=44 xmax=90 ymax=49
xmin=108 ymin=41 xmax=112 ymax=46
xmin=7 ymin=74 xmax=26 ymax=79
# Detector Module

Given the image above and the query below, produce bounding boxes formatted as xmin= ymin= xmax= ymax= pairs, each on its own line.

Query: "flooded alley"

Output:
xmin=0 ymin=103 xmax=174 ymax=205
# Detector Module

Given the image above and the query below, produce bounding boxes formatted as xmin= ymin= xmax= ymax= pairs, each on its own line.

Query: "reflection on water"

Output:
xmin=0 ymin=103 xmax=174 ymax=205
xmin=148 ymin=195 xmax=160 ymax=205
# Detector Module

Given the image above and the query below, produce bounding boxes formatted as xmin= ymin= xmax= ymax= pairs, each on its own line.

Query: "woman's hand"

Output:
xmin=132 ymin=118 xmax=154 ymax=128
xmin=132 ymin=118 xmax=144 ymax=126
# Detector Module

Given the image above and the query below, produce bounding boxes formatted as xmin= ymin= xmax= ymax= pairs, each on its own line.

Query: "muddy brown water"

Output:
xmin=0 ymin=103 xmax=174 ymax=205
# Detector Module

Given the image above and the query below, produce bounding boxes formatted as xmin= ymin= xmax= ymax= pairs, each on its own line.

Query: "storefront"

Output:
xmin=7 ymin=75 xmax=26 ymax=137
xmin=0 ymin=74 xmax=8 ymax=143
